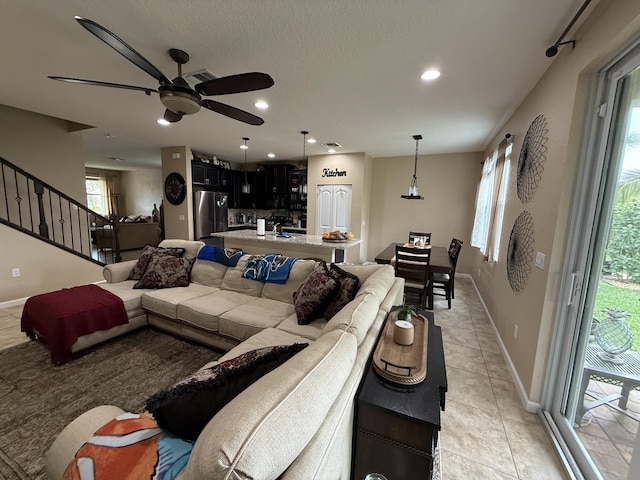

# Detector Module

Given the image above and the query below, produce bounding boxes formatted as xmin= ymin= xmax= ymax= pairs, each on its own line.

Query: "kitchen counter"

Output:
xmin=212 ymin=229 xmax=361 ymax=262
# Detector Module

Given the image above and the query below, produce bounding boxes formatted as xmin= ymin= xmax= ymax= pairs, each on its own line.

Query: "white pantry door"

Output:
xmin=316 ymin=185 xmax=352 ymax=233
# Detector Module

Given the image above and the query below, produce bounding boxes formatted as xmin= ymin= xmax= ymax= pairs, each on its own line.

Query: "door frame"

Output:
xmin=542 ymin=39 xmax=640 ymax=479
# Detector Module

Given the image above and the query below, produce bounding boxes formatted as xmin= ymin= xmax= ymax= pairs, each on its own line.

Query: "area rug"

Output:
xmin=0 ymin=328 xmax=220 ymax=479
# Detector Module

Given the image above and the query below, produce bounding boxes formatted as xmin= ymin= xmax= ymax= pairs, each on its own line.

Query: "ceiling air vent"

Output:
xmin=183 ymin=69 xmax=217 ymax=88
xmin=322 ymin=142 xmax=342 ymax=148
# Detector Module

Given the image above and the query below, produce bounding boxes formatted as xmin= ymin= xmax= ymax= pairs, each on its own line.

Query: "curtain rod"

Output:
xmin=545 ymin=0 xmax=592 ymax=57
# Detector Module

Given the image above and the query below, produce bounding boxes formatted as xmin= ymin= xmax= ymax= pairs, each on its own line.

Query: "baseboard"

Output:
xmin=469 ymin=277 xmax=540 ymax=414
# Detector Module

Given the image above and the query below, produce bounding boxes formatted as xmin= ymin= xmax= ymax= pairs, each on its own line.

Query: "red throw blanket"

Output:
xmin=21 ymin=284 xmax=128 ymax=365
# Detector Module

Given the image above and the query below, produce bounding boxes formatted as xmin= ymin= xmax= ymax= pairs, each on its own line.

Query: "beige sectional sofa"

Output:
xmin=46 ymin=239 xmax=404 ymax=480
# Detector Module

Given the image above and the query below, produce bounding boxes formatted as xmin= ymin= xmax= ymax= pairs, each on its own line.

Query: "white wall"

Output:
xmin=121 ymin=168 xmax=163 ymax=217
xmin=471 ymin=0 xmax=640 ymax=403
xmin=0 ymin=105 xmax=102 ymax=303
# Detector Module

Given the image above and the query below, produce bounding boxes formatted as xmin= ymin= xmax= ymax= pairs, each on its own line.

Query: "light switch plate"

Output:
xmin=535 ymin=252 xmax=545 ymax=270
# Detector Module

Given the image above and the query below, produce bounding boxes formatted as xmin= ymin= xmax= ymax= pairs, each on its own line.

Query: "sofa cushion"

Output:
xmin=324 ymin=263 xmax=361 ymax=320
xmin=189 ymin=259 xmax=228 ymax=288
xmin=142 ymin=283 xmax=217 ymax=319
xmin=293 ymin=263 xmax=338 ymax=325
xmin=353 ymin=264 xmax=397 ymax=303
xmin=324 ymin=293 xmax=381 ymax=345
xmin=146 ymin=343 xmax=309 ymax=441
xmin=159 ymin=239 xmax=205 ymax=260
xmin=98 ymin=281 xmax=145 ymax=313
xmin=220 ymin=255 xmax=265 ymax=297
xmin=218 ymin=298 xmax=295 ymax=341
xmin=128 ymin=245 xmax=185 ymax=280
xmin=261 ymin=259 xmax=318 ymax=304
xmin=133 ymin=255 xmax=195 ymax=289
xmin=276 ymin=313 xmax=327 ymax=341
xmin=182 ymin=329 xmax=357 ymax=480
xmin=177 ymin=290 xmax=256 ymax=333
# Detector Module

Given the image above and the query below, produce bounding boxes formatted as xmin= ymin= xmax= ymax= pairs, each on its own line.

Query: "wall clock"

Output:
xmin=164 ymin=172 xmax=186 ymax=205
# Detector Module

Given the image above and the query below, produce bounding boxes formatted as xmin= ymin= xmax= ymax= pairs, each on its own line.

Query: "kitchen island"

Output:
xmin=212 ymin=229 xmax=362 ymax=263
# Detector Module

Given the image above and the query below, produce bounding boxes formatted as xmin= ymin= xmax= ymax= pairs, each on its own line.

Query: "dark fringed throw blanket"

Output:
xmin=21 ymin=284 xmax=128 ymax=365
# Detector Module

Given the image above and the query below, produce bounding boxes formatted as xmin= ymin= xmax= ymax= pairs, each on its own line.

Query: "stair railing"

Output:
xmin=0 ymin=156 xmax=122 ymax=265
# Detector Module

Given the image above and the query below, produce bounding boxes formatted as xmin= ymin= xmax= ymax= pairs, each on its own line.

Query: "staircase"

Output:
xmin=0 ymin=156 xmax=123 ymax=265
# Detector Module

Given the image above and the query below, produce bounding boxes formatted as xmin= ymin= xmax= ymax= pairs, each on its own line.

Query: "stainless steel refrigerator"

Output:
xmin=194 ymin=190 xmax=228 ymax=240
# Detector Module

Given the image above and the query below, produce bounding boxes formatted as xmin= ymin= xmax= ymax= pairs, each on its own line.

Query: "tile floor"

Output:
xmin=0 ymin=277 xmax=569 ymax=479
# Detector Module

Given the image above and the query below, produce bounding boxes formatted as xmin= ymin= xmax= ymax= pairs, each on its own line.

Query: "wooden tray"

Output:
xmin=372 ymin=311 xmax=428 ymax=385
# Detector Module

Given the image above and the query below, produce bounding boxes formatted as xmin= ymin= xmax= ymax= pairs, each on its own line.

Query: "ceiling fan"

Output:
xmin=49 ymin=16 xmax=274 ymax=125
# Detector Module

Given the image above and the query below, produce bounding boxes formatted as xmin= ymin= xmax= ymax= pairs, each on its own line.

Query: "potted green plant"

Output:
xmin=397 ymin=304 xmax=417 ymax=322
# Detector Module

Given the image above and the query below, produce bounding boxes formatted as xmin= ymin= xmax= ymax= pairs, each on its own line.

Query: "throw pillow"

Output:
xmin=129 ymin=245 xmax=185 ymax=280
xmin=323 ymin=263 xmax=361 ymax=320
xmin=133 ymin=255 xmax=195 ymax=289
xmin=146 ymin=343 xmax=309 ymax=440
xmin=293 ymin=262 xmax=338 ymax=325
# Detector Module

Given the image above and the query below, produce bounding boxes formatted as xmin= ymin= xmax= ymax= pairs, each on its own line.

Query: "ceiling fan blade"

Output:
xmin=75 ymin=16 xmax=172 ymax=85
xmin=48 ymin=76 xmax=157 ymax=94
xmin=195 ymin=72 xmax=274 ymax=96
xmin=164 ymin=109 xmax=183 ymax=123
xmin=202 ymin=100 xmax=264 ymax=125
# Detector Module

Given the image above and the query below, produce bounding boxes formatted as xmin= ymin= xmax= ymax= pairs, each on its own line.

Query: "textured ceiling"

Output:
xmin=0 ymin=0 xmax=594 ymax=170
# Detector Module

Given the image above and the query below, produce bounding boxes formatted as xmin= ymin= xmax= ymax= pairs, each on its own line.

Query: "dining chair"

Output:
xmin=432 ymin=238 xmax=463 ymax=308
xmin=394 ymin=244 xmax=431 ymax=308
xmin=408 ymin=231 xmax=431 ymax=247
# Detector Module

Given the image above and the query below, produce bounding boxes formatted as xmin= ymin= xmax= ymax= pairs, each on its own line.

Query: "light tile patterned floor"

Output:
xmin=0 ymin=277 xmax=570 ymax=479
xmin=430 ymin=278 xmax=568 ymax=480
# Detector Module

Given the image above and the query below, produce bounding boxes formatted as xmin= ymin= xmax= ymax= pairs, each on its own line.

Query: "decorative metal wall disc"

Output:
xmin=517 ymin=115 xmax=548 ymax=204
xmin=506 ymin=211 xmax=535 ymax=293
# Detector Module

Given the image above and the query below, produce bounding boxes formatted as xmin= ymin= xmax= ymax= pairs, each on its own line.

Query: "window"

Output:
xmin=471 ymin=137 xmax=512 ymax=261
xmin=85 ymin=175 xmax=109 ymax=216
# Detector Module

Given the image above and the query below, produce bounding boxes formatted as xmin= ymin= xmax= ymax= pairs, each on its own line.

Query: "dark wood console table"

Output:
xmin=352 ymin=308 xmax=447 ymax=480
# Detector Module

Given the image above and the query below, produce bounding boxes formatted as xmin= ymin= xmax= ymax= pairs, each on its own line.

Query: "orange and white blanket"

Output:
xmin=63 ymin=413 xmax=192 ymax=480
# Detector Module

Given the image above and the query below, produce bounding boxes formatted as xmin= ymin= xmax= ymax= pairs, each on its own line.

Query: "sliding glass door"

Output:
xmin=544 ymin=44 xmax=640 ymax=480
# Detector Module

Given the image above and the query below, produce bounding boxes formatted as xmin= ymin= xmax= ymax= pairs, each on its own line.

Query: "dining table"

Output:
xmin=375 ymin=242 xmax=453 ymax=310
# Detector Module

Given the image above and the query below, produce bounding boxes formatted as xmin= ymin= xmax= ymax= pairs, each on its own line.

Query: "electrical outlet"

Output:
xmin=11 ymin=267 xmax=20 ymax=278
xmin=178 ymin=214 xmax=185 ymax=221
xmin=535 ymin=252 xmax=545 ymax=270
xmin=514 ymin=324 xmax=518 ymax=339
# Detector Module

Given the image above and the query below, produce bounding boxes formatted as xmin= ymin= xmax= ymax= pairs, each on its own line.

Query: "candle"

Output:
xmin=257 ymin=218 xmax=265 ymax=236
xmin=393 ymin=320 xmax=414 ymax=345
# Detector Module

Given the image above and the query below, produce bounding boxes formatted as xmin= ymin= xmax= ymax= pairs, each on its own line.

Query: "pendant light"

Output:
xmin=241 ymin=137 xmax=250 ymax=194
xmin=301 ymin=130 xmax=308 ymax=195
xmin=401 ymin=134 xmax=424 ymax=199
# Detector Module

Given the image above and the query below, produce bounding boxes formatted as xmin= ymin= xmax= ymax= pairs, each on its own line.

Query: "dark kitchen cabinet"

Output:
xmin=238 ymin=171 xmax=265 ymax=209
xmin=263 ymin=164 xmax=291 ymax=195
xmin=191 ymin=161 xmax=220 ymax=188
xmin=288 ymin=170 xmax=307 ymax=211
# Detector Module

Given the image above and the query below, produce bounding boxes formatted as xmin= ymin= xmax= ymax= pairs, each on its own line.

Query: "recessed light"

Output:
xmin=267 ymin=153 xmax=275 ymax=158
xmin=240 ymin=144 xmax=248 ymax=150
xmin=328 ymin=149 xmax=336 ymax=154
xmin=307 ymin=138 xmax=317 ymax=144
xmin=420 ymin=69 xmax=441 ymax=80
xmin=157 ymin=118 xmax=170 ymax=126
xmin=254 ymin=101 xmax=269 ymax=109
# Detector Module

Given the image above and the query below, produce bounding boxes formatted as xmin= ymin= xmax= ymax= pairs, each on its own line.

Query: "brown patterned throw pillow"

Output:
xmin=133 ymin=254 xmax=195 ymax=289
xmin=323 ymin=263 xmax=361 ymax=320
xmin=146 ymin=343 xmax=308 ymax=440
xmin=293 ymin=262 xmax=338 ymax=325
xmin=128 ymin=245 xmax=185 ymax=280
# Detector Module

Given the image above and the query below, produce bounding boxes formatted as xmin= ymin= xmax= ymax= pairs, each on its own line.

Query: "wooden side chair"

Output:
xmin=432 ymin=238 xmax=463 ymax=308
xmin=394 ymin=244 xmax=431 ymax=308
xmin=408 ymin=231 xmax=431 ymax=247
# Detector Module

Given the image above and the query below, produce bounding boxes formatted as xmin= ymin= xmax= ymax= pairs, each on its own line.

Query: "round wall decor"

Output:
xmin=506 ymin=211 xmax=535 ymax=293
xmin=517 ymin=114 xmax=548 ymax=204
xmin=164 ymin=172 xmax=187 ymax=205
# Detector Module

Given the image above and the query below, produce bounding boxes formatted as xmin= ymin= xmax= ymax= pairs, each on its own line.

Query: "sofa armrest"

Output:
xmin=45 ymin=405 xmax=125 ymax=480
xmin=103 ymin=259 xmax=138 ymax=283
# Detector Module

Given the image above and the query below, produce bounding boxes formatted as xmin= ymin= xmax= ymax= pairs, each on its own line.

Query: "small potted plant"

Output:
xmin=397 ymin=304 xmax=417 ymax=322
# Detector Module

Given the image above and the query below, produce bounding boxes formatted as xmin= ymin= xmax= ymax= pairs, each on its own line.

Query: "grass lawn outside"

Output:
xmin=594 ymin=278 xmax=640 ymax=352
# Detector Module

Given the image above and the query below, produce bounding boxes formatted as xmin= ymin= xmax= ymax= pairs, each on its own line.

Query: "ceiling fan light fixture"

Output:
xmin=267 ymin=153 xmax=276 ymax=158
xmin=159 ymin=89 xmax=201 ymax=115
xmin=420 ymin=69 xmax=441 ymax=81
xmin=157 ymin=118 xmax=170 ymax=126
xmin=254 ymin=101 xmax=269 ymax=109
